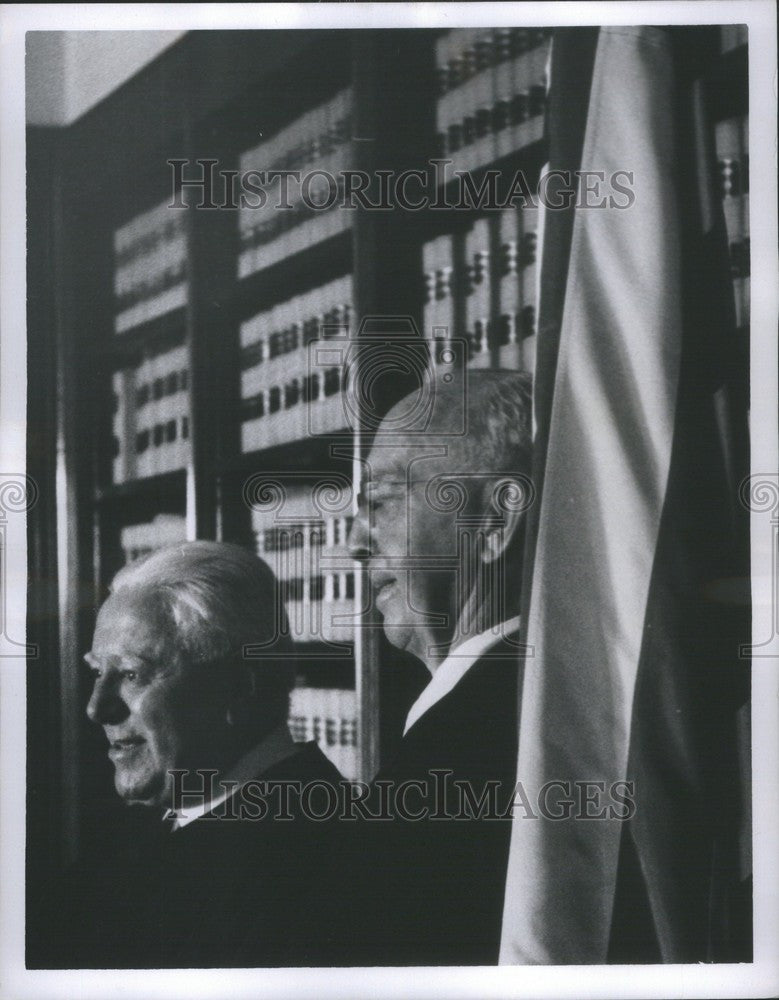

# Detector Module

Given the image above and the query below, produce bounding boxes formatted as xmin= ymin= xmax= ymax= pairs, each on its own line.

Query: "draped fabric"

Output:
xmin=500 ymin=26 xmax=750 ymax=965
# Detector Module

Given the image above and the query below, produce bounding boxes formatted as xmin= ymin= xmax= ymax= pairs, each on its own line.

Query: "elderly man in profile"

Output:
xmin=344 ymin=368 xmax=533 ymax=966
xmin=60 ymin=540 xmax=342 ymax=968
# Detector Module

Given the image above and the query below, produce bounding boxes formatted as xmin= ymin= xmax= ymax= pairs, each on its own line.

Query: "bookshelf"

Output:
xmin=26 ymin=25 xmax=748 ymax=864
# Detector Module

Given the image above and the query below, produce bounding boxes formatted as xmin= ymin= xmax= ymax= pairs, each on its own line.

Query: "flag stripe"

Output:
xmin=623 ymin=28 xmax=751 ymax=961
xmin=533 ymin=27 xmax=600 ymax=463
xmin=519 ymin=26 xmax=601 ymax=650
xmin=500 ymin=26 xmax=683 ymax=964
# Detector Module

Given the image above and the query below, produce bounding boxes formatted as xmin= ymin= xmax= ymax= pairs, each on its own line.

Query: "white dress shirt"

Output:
xmin=403 ymin=616 xmax=521 ymax=735
xmin=165 ymin=722 xmax=299 ymax=830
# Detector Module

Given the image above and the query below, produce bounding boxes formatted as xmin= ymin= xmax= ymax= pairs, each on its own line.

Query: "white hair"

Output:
xmin=383 ymin=369 xmax=533 ymax=474
xmin=111 ymin=541 xmax=294 ymax=726
xmin=461 ymin=369 xmax=533 ymax=474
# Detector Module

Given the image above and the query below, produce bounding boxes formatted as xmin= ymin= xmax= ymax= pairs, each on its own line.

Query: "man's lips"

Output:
xmin=107 ymin=736 xmax=145 ymax=759
xmin=373 ymin=577 xmax=397 ymax=606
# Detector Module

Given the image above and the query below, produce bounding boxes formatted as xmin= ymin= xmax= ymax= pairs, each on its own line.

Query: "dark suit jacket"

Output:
xmin=344 ymin=638 xmax=522 ymax=966
xmin=43 ymin=741 xmax=343 ymax=968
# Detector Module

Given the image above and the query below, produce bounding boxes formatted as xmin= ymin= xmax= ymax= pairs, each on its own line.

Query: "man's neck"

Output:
xmin=422 ymin=601 xmax=519 ymax=674
xmin=168 ymin=722 xmax=295 ymax=816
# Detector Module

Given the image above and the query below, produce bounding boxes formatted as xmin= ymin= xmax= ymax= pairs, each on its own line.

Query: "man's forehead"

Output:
xmin=92 ymin=589 xmax=171 ymax=655
xmin=366 ymin=437 xmax=467 ymax=483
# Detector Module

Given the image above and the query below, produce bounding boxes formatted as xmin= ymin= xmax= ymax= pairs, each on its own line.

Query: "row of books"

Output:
xmin=112 ymin=344 xmax=191 ymax=483
xmin=716 ymin=116 xmax=749 ymax=199
xmin=436 ymin=27 xmax=549 ymax=95
xmin=240 ymin=275 xmax=352 ymax=373
xmin=289 ymin=686 xmax=358 ymax=781
xmin=423 ymin=205 xmax=538 ymax=372
xmin=254 ymin=522 xmax=354 ymax=591
xmin=242 ymin=88 xmax=352 ymax=180
xmin=715 ymin=115 xmax=750 ymax=328
xmin=435 ymin=28 xmax=548 ymax=168
xmin=240 ymin=367 xmax=346 ymax=452
xmin=237 ymin=177 xmax=349 ymax=271
xmin=113 ymin=352 xmax=349 ymax=475
xmin=277 ymin=573 xmax=356 ymax=603
xmin=238 ymin=89 xmax=353 ymax=277
xmin=240 ymin=276 xmax=352 ymax=452
xmin=114 ymin=196 xmax=186 ymax=264
xmin=252 ymin=491 xmax=356 ymax=643
xmin=252 ymin=501 xmax=353 ymax=571
xmin=436 ymin=25 xmax=741 ymax=98
xmin=119 ymin=513 xmax=187 ymax=564
xmin=282 ymin=595 xmax=356 ymax=645
xmin=258 ymin=516 xmax=353 ymax=552
xmin=114 ymin=197 xmax=189 ymax=334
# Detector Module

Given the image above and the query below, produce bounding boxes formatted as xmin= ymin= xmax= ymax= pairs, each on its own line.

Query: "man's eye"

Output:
xmin=121 ymin=670 xmax=138 ymax=682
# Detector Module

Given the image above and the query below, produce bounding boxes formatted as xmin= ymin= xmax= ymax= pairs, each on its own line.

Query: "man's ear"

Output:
xmin=479 ymin=476 xmax=528 ymax=564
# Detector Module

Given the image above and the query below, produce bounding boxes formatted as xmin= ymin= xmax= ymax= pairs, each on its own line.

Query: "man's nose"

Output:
xmin=347 ymin=511 xmax=371 ymax=562
xmin=86 ymin=673 xmax=128 ymax=726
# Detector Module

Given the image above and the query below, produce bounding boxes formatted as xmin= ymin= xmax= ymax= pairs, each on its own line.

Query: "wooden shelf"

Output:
xmin=95 ymin=468 xmax=186 ymax=507
xmin=101 ymin=309 xmax=188 ymax=365
xmin=235 ymin=227 xmax=352 ymax=319
xmin=221 ymin=431 xmax=354 ymax=477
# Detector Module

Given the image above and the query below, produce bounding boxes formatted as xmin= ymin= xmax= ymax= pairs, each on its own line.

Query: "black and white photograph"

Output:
xmin=1 ymin=3 xmax=777 ymax=998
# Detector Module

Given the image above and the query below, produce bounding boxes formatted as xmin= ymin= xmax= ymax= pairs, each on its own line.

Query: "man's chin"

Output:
xmin=381 ymin=615 xmax=427 ymax=659
xmin=114 ymin=772 xmax=166 ymax=810
xmin=382 ymin=623 xmax=412 ymax=652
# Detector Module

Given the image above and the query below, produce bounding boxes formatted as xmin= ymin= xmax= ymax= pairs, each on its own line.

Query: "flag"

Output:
xmin=499 ymin=26 xmax=750 ymax=965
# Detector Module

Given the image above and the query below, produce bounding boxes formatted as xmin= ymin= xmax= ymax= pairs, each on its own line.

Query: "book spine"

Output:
xmin=435 ymin=29 xmax=548 ymax=172
xmin=238 ymin=89 xmax=353 ymax=278
xmin=435 ymin=235 xmax=456 ymax=341
xmin=496 ymin=208 xmax=522 ymax=370
xmin=135 ymin=352 xmax=152 ymax=480
xmin=423 ymin=237 xmax=439 ymax=339
xmin=239 ymin=275 xmax=353 ymax=453
xmin=176 ymin=354 xmax=190 ymax=470
xmin=324 ymin=687 xmax=340 ymax=775
xmin=157 ymin=348 xmax=173 ymax=475
xmin=340 ymin=688 xmax=358 ymax=782
xmin=113 ymin=200 xmax=188 ymax=334
xmin=465 ymin=218 xmax=492 ymax=366
xmin=716 ymin=115 xmax=750 ymax=328
xmin=149 ymin=350 xmax=163 ymax=478
xmin=519 ymin=198 xmax=539 ymax=373
xmin=120 ymin=513 xmax=186 ymax=564
xmin=111 ymin=369 xmax=134 ymax=484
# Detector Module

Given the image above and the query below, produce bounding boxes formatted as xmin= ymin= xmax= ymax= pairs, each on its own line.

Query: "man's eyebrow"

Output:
xmin=366 ymin=480 xmax=432 ymax=494
xmin=82 ymin=651 xmax=154 ymax=668
xmin=364 ymin=479 xmax=411 ymax=492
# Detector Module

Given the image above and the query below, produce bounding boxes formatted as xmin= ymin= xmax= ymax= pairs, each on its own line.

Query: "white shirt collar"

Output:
xmin=403 ymin=617 xmax=521 ymax=736
xmin=165 ymin=722 xmax=298 ymax=830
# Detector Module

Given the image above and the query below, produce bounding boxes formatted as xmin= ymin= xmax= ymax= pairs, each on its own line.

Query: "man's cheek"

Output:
xmin=409 ymin=515 xmax=455 ymax=559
